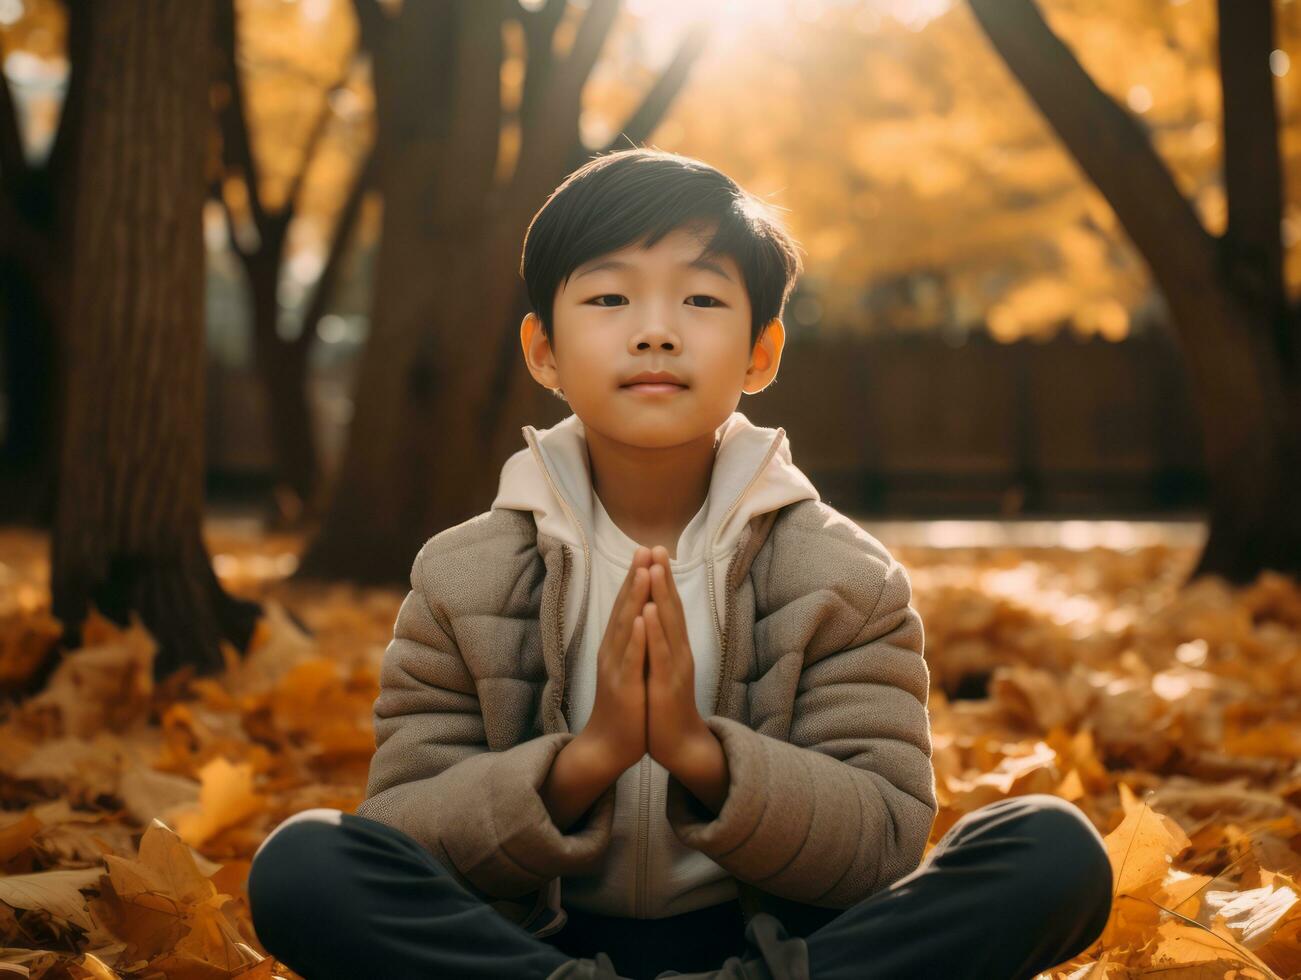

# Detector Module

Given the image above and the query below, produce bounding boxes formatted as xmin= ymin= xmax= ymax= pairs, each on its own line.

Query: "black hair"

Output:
xmin=519 ymin=147 xmax=804 ymax=352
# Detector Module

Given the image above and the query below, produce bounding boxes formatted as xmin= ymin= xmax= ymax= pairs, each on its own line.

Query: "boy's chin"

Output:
xmin=600 ymin=416 xmax=723 ymax=449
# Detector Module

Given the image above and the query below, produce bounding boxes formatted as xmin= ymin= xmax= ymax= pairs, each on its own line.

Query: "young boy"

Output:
xmin=247 ymin=149 xmax=1115 ymax=980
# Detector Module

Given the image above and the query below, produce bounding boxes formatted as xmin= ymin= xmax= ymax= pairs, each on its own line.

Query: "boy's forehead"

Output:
xmin=569 ymin=231 xmax=740 ymax=284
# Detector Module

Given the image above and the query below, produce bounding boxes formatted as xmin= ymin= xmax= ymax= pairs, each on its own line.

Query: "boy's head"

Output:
xmin=519 ymin=148 xmax=803 ymax=452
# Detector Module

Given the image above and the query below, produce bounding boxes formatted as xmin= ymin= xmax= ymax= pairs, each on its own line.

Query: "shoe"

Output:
xmin=545 ymin=951 xmax=629 ymax=979
xmin=650 ymin=913 xmax=810 ymax=980
xmin=545 ymin=913 xmax=809 ymax=980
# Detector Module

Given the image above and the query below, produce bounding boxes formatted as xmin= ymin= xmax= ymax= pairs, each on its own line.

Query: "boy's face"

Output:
xmin=521 ymin=222 xmax=784 ymax=451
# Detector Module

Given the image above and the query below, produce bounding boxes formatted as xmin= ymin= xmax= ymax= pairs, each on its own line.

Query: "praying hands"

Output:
xmin=643 ymin=545 xmax=730 ymax=815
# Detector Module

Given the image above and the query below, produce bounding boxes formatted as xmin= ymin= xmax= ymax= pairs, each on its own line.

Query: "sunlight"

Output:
xmin=623 ymin=0 xmax=953 ymax=28
xmin=624 ymin=0 xmax=788 ymax=58
xmin=626 ymin=0 xmax=788 ymax=27
xmin=620 ymin=0 xmax=954 ymax=60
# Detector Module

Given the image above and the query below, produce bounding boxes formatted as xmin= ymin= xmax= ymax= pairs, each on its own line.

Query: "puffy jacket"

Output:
xmin=355 ymin=410 xmax=938 ymax=939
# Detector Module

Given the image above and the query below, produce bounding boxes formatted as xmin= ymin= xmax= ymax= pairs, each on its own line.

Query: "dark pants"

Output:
xmin=247 ymin=793 xmax=1113 ymax=979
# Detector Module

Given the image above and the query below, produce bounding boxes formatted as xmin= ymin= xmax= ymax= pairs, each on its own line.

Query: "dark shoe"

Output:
xmin=651 ymin=913 xmax=810 ymax=980
xmin=545 ymin=951 xmax=631 ymax=979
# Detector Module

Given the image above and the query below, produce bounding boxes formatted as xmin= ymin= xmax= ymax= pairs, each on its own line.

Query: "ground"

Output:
xmin=0 ymin=516 xmax=1297 ymax=979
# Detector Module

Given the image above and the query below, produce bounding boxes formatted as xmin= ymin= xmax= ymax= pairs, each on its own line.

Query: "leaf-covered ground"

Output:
xmin=0 ymin=521 xmax=1297 ymax=979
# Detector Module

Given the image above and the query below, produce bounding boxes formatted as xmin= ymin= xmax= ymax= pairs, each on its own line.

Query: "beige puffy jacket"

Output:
xmin=355 ymin=445 xmax=938 ymax=938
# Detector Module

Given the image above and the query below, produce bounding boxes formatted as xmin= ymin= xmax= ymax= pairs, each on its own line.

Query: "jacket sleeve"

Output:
xmin=354 ymin=539 xmax=617 ymax=902
xmin=664 ymin=550 xmax=937 ymax=907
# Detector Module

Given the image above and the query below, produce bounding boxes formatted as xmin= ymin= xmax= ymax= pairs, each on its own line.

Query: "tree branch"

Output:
xmin=0 ymin=45 xmax=27 ymax=191
xmin=555 ymin=0 xmax=620 ymax=109
xmin=445 ymin=0 xmax=506 ymax=211
xmin=517 ymin=0 xmax=568 ymax=137
xmin=295 ymin=145 xmax=375 ymax=353
xmin=965 ymin=0 xmax=1221 ymax=313
xmin=214 ymin=0 xmax=268 ymax=233
xmin=601 ymin=19 xmax=711 ymax=152
xmin=282 ymin=63 xmax=357 ymax=221
xmin=1216 ymin=0 xmax=1289 ymax=356
xmin=350 ymin=0 xmax=390 ymax=58
xmin=45 ymin=2 xmax=90 ymax=196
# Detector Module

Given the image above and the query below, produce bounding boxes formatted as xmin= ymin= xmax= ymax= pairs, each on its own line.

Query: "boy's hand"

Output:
xmin=643 ymin=546 xmax=712 ymax=773
xmin=581 ymin=545 xmax=653 ymax=777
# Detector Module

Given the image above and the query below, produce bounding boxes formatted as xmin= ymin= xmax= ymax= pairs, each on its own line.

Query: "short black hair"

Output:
xmin=520 ymin=148 xmax=804 ymax=352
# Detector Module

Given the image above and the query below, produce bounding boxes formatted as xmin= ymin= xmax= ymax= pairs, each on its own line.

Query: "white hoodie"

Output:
xmin=490 ymin=410 xmax=820 ymax=919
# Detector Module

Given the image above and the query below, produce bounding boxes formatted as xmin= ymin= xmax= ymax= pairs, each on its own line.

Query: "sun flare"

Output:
xmin=611 ymin=0 xmax=954 ymax=62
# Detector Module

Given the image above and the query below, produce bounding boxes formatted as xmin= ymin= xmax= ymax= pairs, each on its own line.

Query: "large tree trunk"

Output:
xmin=211 ymin=0 xmax=319 ymax=525
xmin=0 ymin=266 xmax=57 ymax=523
xmin=51 ymin=0 xmax=260 ymax=686
xmin=967 ymin=0 xmax=1301 ymax=585
xmin=294 ymin=1 xmax=507 ymax=584
xmin=0 ymin=9 xmax=86 ymax=527
xmin=296 ymin=0 xmax=707 ymax=584
xmin=242 ymin=218 xmax=322 ymax=522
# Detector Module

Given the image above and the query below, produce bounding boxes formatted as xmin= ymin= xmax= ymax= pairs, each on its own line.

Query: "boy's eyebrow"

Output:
xmin=573 ymin=256 xmax=735 ymax=283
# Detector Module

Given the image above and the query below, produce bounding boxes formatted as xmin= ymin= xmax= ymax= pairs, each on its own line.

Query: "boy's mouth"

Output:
xmin=621 ymin=383 xmax=687 ymax=394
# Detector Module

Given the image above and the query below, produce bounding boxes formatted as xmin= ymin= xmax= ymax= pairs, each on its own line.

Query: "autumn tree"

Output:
xmin=967 ymin=0 xmax=1300 ymax=584
xmin=0 ymin=2 xmax=81 ymax=525
xmin=210 ymin=0 xmax=373 ymax=527
xmin=51 ymin=0 xmax=260 ymax=684
xmin=294 ymin=0 xmax=709 ymax=584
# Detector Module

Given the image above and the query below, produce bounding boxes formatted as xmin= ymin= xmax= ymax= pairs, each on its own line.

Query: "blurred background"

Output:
xmin=0 ymin=3 xmax=1299 ymax=977
xmin=7 ymin=1 xmax=1298 ymax=541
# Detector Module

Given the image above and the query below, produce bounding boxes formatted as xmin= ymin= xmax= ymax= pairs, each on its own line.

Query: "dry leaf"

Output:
xmin=0 ymin=868 xmax=102 ymax=931
xmin=167 ymin=758 xmax=265 ymax=849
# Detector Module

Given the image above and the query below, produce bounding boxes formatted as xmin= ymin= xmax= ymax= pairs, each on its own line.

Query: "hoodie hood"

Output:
xmin=490 ymin=410 xmax=820 ymax=659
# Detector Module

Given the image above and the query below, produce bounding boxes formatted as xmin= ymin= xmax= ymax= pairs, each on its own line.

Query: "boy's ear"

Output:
xmin=743 ymin=317 xmax=785 ymax=396
xmin=520 ymin=312 xmax=560 ymax=390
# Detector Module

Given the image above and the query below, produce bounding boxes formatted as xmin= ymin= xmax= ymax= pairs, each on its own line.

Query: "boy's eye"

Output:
xmin=586 ymin=295 xmax=725 ymax=308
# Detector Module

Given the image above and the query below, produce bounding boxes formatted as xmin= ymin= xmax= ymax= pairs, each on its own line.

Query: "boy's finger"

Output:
xmin=602 ymin=565 xmax=644 ymax=665
xmin=625 ymin=567 xmax=649 ymax=620
xmin=625 ymin=614 xmax=646 ymax=672
xmin=657 ymin=553 xmax=685 ymax=616
xmin=644 ymin=602 xmax=669 ymax=673
xmin=613 ymin=547 xmax=644 ymax=605
xmin=602 ymin=552 xmax=651 ymax=663
xmin=650 ymin=563 xmax=686 ymax=641
xmin=607 ymin=567 xmax=642 ymax=654
xmin=604 ymin=563 xmax=638 ymax=649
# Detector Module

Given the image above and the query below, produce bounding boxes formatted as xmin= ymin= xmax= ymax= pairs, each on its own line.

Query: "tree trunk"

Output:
xmin=212 ymin=0 xmax=374 ymax=528
xmin=0 ymin=8 xmax=85 ymax=528
xmin=296 ymin=0 xmax=707 ymax=584
xmin=51 ymin=0 xmax=260 ymax=685
xmin=293 ymin=176 xmax=523 ymax=584
xmin=0 ymin=265 xmax=57 ymax=523
xmin=966 ymin=0 xmax=1301 ymax=584
xmin=243 ymin=220 xmax=321 ymax=522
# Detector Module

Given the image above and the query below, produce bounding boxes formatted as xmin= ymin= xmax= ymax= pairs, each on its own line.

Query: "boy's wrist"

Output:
xmin=542 ymin=730 xmax=620 ymax=832
xmin=570 ymin=728 xmax=633 ymax=785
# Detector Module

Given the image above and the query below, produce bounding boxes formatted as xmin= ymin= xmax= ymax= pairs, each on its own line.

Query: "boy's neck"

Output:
xmin=586 ymin=427 xmax=718 ymax=561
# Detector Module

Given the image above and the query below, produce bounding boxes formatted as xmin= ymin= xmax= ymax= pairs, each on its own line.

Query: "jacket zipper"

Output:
xmin=556 ymin=544 xmax=571 ymax=722
xmin=709 ymin=545 xmax=743 ymax=717
xmin=636 ymin=756 xmax=651 ymax=915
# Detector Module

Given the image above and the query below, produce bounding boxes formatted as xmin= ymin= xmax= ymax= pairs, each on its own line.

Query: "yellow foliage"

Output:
xmin=0 ymin=519 xmax=1297 ymax=976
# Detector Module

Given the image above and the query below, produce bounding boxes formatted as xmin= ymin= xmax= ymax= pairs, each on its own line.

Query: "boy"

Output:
xmin=248 ymin=149 xmax=1114 ymax=980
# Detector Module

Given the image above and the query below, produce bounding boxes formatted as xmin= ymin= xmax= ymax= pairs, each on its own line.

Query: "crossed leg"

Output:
xmin=246 ymin=793 xmax=1113 ymax=980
